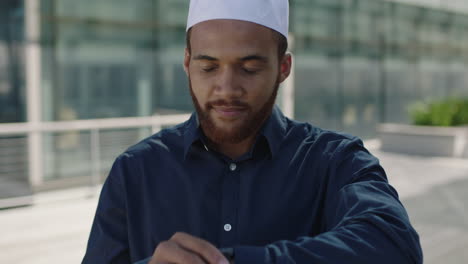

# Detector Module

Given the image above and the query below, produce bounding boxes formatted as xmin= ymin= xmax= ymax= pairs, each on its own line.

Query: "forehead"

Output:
xmin=189 ymin=19 xmax=277 ymax=58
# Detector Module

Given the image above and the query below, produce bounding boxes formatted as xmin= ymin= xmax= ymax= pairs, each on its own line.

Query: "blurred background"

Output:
xmin=1 ymin=0 xmax=468 ymax=263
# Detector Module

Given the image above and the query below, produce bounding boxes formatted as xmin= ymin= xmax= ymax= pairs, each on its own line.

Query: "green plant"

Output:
xmin=409 ymin=98 xmax=468 ymax=127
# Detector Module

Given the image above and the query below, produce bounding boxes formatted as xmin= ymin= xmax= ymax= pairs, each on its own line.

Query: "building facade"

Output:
xmin=1 ymin=0 xmax=468 ymax=206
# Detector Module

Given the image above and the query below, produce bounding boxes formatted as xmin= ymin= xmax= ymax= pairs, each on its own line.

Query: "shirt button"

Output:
xmin=229 ymin=163 xmax=237 ymax=171
xmin=224 ymin=224 xmax=232 ymax=232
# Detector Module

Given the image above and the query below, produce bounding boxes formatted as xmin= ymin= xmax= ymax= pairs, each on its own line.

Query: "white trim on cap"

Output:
xmin=186 ymin=0 xmax=289 ymax=39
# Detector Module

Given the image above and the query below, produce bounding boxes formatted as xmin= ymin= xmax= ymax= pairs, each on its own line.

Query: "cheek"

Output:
xmin=245 ymin=84 xmax=274 ymax=109
xmin=189 ymin=67 xmax=213 ymax=88
xmin=189 ymin=77 xmax=208 ymax=104
xmin=249 ymin=75 xmax=277 ymax=96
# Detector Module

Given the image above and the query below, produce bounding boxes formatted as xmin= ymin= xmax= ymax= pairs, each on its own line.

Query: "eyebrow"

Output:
xmin=193 ymin=55 xmax=218 ymax=61
xmin=240 ymin=55 xmax=269 ymax=63
xmin=192 ymin=54 xmax=269 ymax=63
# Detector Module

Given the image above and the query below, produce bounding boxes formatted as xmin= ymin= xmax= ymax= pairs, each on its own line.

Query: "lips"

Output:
xmin=212 ymin=106 xmax=247 ymax=119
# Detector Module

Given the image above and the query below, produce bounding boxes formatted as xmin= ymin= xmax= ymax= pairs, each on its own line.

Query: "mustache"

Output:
xmin=206 ymin=99 xmax=249 ymax=109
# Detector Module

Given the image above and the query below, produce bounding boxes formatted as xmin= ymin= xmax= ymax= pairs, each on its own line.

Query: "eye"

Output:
xmin=243 ymin=68 xmax=260 ymax=74
xmin=201 ymin=66 xmax=217 ymax=73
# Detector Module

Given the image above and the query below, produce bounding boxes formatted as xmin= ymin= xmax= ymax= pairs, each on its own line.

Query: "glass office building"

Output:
xmin=0 ymin=0 xmax=25 ymax=123
xmin=39 ymin=0 xmax=192 ymax=121
xmin=1 ymin=0 xmax=468 ymax=205
xmin=292 ymin=0 xmax=468 ymax=138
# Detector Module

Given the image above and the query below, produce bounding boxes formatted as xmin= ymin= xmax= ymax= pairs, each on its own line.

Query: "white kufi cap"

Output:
xmin=186 ymin=0 xmax=289 ymax=39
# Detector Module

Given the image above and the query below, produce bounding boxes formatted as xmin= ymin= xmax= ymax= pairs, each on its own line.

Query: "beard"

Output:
xmin=189 ymin=77 xmax=279 ymax=146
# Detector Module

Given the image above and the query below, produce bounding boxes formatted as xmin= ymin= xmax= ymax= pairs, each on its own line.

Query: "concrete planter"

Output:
xmin=378 ymin=123 xmax=468 ymax=158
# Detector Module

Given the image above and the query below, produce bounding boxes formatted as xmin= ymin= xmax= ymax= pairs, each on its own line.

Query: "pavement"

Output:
xmin=1 ymin=141 xmax=468 ymax=264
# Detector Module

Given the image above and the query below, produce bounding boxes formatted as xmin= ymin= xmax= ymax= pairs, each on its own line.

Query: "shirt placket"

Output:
xmin=219 ymin=161 xmax=240 ymax=247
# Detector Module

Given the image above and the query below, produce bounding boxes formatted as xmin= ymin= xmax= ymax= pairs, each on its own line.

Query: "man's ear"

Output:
xmin=278 ymin=53 xmax=292 ymax=84
xmin=183 ymin=48 xmax=190 ymax=76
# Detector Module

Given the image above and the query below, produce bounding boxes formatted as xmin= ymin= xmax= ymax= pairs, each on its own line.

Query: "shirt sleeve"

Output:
xmin=82 ymin=155 xmax=131 ymax=264
xmin=234 ymin=137 xmax=423 ymax=264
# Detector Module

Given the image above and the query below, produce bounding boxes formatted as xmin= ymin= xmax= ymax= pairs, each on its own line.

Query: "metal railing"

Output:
xmin=0 ymin=114 xmax=191 ymax=208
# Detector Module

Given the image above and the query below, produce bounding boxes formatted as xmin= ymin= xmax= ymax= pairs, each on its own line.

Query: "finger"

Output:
xmin=152 ymin=240 xmax=206 ymax=264
xmin=170 ymin=232 xmax=229 ymax=264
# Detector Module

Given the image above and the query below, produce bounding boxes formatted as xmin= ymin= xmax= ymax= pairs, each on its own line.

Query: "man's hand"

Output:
xmin=149 ymin=232 xmax=230 ymax=264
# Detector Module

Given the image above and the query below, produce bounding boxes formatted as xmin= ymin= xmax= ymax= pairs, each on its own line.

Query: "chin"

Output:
xmin=212 ymin=120 xmax=243 ymax=133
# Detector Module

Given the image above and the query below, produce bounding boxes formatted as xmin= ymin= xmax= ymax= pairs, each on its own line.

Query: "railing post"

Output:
xmin=152 ymin=115 xmax=162 ymax=134
xmin=25 ymin=0 xmax=43 ymax=188
xmin=90 ymin=129 xmax=101 ymax=196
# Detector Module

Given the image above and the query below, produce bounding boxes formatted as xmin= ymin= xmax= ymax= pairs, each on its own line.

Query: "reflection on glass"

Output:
xmin=0 ymin=1 xmax=25 ymax=123
xmin=40 ymin=0 xmax=192 ymax=121
xmin=292 ymin=0 xmax=468 ymax=139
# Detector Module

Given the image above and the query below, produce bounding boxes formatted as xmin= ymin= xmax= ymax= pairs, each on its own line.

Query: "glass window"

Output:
xmin=0 ymin=1 xmax=25 ymax=123
xmin=40 ymin=0 xmax=191 ymax=121
xmin=292 ymin=0 xmax=468 ymax=139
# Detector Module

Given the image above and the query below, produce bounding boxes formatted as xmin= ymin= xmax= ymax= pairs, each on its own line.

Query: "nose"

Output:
xmin=214 ymin=67 xmax=243 ymax=98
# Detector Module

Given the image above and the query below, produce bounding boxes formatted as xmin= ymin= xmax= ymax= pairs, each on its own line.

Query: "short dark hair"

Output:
xmin=186 ymin=28 xmax=288 ymax=59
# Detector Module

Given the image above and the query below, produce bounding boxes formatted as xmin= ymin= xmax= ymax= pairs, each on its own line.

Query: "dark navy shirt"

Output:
xmin=83 ymin=107 xmax=422 ymax=264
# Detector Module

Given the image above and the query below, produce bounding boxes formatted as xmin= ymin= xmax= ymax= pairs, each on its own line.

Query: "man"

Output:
xmin=83 ymin=0 xmax=423 ymax=263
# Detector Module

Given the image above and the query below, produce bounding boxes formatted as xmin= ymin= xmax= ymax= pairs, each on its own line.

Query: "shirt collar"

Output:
xmin=183 ymin=105 xmax=288 ymax=160
xmin=259 ymin=105 xmax=288 ymax=158
xmin=183 ymin=112 xmax=204 ymax=160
